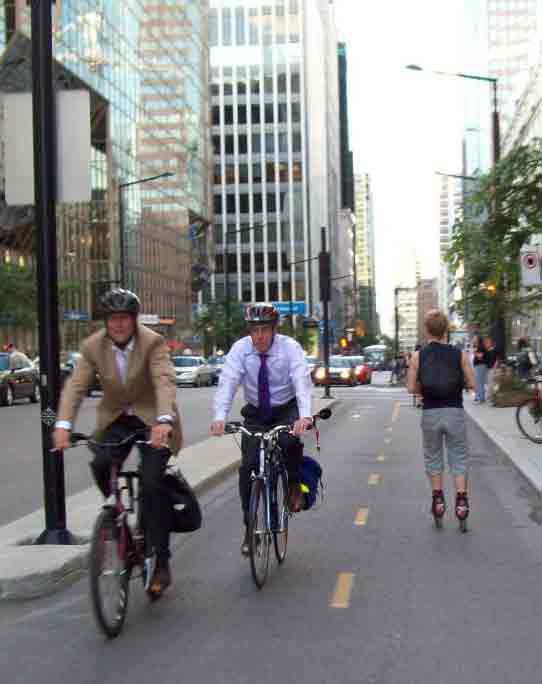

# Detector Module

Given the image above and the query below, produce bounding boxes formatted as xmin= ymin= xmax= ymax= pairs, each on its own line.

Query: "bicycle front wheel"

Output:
xmin=273 ymin=468 xmax=289 ymax=564
xmin=248 ymin=479 xmax=270 ymax=589
xmin=89 ymin=509 xmax=130 ymax=639
xmin=516 ymin=398 xmax=542 ymax=443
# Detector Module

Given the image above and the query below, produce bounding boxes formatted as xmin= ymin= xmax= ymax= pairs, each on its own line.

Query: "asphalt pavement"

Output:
xmin=2 ymin=386 xmax=542 ymax=683
xmin=0 ymin=387 xmax=244 ymax=526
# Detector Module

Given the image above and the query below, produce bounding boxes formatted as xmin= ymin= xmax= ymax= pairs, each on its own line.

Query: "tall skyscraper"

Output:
xmin=438 ymin=175 xmax=463 ymax=319
xmin=417 ymin=278 xmax=439 ymax=343
xmin=354 ymin=173 xmax=377 ymax=339
xmin=487 ymin=0 xmax=539 ymax=135
xmin=209 ymin=0 xmax=341 ymax=323
xmin=338 ymin=42 xmax=354 ymax=212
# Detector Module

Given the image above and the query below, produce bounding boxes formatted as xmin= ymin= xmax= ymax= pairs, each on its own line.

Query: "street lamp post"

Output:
xmin=407 ymin=64 xmax=503 ymax=352
xmin=118 ymin=172 xmax=174 ymax=289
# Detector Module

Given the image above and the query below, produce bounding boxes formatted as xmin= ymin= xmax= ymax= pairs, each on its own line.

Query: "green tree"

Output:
xmin=0 ymin=262 xmax=80 ymax=328
xmin=193 ymin=302 xmax=247 ymax=353
xmin=447 ymin=137 xmax=542 ymax=342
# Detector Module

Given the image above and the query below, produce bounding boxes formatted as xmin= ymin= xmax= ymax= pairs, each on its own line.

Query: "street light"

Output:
xmin=118 ymin=171 xmax=175 ymax=288
xmin=405 ymin=64 xmax=500 ymax=165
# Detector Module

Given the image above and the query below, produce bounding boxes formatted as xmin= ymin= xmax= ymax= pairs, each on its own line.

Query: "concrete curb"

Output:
xmin=0 ymin=397 xmax=340 ymax=600
xmin=465 ymin=403 xmax=542 ymax=496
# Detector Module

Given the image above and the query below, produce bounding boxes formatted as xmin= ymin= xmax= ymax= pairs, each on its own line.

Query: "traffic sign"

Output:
xmin=521 ymin=247 xmax=542 ymax=286
xmin=63 ymin=310 xmax=89 ymax=321
xmin=139 ymin=313 xmax=160 ymax=325
xmin=272 ymin=301 xmax=307 ymax=316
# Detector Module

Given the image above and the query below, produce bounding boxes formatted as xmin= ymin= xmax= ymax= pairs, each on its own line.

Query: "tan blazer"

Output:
xmin=57 ymin=324 xmax=182 ymax=454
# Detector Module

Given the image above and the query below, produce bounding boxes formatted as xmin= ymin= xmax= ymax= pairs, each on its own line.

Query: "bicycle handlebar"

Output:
xmin=224 ymin=407 xmax=332 ymax=438
xmin=66 ymin=428 xmax=154 ymax=450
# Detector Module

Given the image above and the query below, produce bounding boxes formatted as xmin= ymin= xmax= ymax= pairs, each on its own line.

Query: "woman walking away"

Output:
xmin=473 ymin=335 xmax=489 ymax=403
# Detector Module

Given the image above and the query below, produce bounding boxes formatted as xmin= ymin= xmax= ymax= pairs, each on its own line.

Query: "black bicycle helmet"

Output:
xmin=101 ymin=288 xmax=141 ymax=318
xmin=244 ymin=303 xmax=279 ymax=326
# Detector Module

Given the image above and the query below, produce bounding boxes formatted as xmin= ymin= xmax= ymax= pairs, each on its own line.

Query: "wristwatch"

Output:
xmin=155 ymin=416 xmax=173 ymax=426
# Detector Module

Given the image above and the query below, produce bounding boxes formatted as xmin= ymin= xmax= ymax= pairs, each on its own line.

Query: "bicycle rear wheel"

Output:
xmin=89 ymin=509 xmax=130 ymax=638
xmin=272 ymin=468 xmax=289 ymax=564
xmin=516 ymin=398 xmax=542 ymax=443
xmin=248 ymin=479 xmax=270 ymax=589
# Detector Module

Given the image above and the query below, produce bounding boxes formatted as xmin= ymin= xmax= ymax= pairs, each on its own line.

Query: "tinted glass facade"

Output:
xmin=0 ymin=0 xmax=211 ymax=345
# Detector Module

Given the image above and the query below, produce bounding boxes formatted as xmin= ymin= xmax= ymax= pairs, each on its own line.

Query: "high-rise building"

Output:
xmin=417 ymin=278 xmax=439 ymax=343
xmin=338 ymin=42 xmax=354 ymax=213
xmin=0 ymin=1 xmax=211 ymax=349
xmin=354 ymin=173 xmax=377 ymax=339
xmin=438 ymin=175 xmax=463 ymax=319
xmin=397 ymin=287 xmax=418 ymax=352
xmin=487 ymin=0 xmax=539 ymax=136
xmin=209 ymin=0 xmax=341 ymax=326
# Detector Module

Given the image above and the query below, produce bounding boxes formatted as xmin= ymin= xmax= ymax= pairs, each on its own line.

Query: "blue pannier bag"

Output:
xmin=300 ymin=455 xmax=323 ymax=510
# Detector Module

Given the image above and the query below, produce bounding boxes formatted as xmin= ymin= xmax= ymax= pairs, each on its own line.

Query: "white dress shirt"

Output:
xmin=213 ymin=334 xmax=313 ymax=422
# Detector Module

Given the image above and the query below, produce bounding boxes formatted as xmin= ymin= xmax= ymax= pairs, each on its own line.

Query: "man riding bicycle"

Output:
xmin=210 ymin=303 xmax=313 ymax=556
xmin=53 ymin=288 xmax=182 ymax=591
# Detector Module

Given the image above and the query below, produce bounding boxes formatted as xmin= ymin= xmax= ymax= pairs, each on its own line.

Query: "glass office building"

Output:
xmin=0 ymin=1 xmax=211 ymax=347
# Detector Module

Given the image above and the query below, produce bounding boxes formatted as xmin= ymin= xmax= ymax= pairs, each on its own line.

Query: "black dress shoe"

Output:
xmin=150 ymin=557 xmax=171 ymax=594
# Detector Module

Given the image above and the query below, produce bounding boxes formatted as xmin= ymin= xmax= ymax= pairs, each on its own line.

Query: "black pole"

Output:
xmin=321 ymin=227 xmax=332 ymax=399
xmin=491 ymin=79 xmax=506 ymax=358
xmin=118 ymin=186 xmax=125 ymax=289
xmin=289 ymin=259 xmax=294 ymax=332
xmin=224 ymin=233 xmax=232 ymax=350
xmin=394 ymin=287 xmax=400 ymax=356
xmin=32 ymin=0 xmax=74 ymax=545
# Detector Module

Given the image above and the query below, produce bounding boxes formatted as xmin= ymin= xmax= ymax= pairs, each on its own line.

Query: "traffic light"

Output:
xmin=319 ymin=251 xmax=331 ymax=302
xmin=339 ymin=336 xmax=349 ymax=350
xmin=486 ymin=283 xmax=497 ymax=295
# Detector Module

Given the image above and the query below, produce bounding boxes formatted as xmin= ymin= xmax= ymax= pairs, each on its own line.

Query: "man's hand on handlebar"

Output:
xmin=292 ymin=417 xmax=313 ymax=436
xmin=53 ymin=427 xmax=71 ymax=451
xmin=150 ymin=423 xmax=172 ymax=449
xmin=211 ymin=420 xmax=226 ymax=436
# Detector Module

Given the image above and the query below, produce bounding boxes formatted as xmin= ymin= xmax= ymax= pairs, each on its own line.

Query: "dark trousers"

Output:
xmin=89 ymin=415 xmax=171 ymax=559
xmin=239 ymin=400 xmax=303 ymax=525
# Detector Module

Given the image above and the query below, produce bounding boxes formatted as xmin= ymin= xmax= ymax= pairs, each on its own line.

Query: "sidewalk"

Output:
xmin=0 ymin=396 xmax=338 ymax=600
xmin=465 ymin=398 xmax=542 ymax=494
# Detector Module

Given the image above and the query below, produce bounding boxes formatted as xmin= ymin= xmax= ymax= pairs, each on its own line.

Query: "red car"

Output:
xmin=348 ymin=355 xmax=372 ymax=384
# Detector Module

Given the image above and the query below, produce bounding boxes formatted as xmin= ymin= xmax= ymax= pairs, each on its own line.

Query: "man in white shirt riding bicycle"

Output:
xmin=210 ymin=303 xmax=313 ymax=556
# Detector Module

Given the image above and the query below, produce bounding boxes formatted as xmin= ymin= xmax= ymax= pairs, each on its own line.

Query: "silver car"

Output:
xmin=172 ymin=356 xmax=214 ymax=387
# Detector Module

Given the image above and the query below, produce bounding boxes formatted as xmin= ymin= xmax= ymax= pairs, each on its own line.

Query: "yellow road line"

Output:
xmin=368 ymin=473 xmax=382 ymax=486
xmin=392 ymin=401 xmax=401 ymax=423
xmin=330 ymin=572 xmax=355 ymax=608
xmin=354 ymin=507 xmax=369 ymax=526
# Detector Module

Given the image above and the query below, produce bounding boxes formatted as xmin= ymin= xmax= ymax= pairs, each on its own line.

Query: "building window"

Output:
xmin=239 ymin=163 xmax=249 ymax=183
xmin=249 ymin=8 xmax=259 ymax=45
xmin=239 ymin=134 xmax=248 ymax=154
xmin=292 ymin=162 xmax=302 ymax=181
xmin=252 ymin=134 xmax=261 ymax=154
xmin=238 ymin=105 xmax=247 ymax=124
xmin=235 ymin=7 xmax=245 ymax=45
xmin=209 ymin=9 xmax=218 ymax=46
xmin=291 ymin=71 xmax=300 ymax=93
xmin=251 ymin=104 xmax=261 ymax=123
xmin=214 ymin=195 xmax=223 ymax=214
xmin=226 ymin=195 xmax=236 ymax=213
xmin=265 ymin=103 xmax=274 ymax=123
xmin=278 ymin=102 xmax=288 ymax=123
xmin=225 ymin=163 xmax=235 ymax=184
xmin=291 ymin=102 xmax=301 ymax=122
xmin=264 ymin=75 xmax=274 ymax=94
xmin=265 ymin=133 xmax=274 ymax=154
xmin=240 ymin=194 xmax=250 ymax=213
xmin=213 ymin=164 xmax=222 ymax=184
xmin=222 ymin=8 xmax=232 ymax=46
xmin=254 ymin=193 xmax=263 ymax=213
xmin=212 ymin=135 xmax=221 ymax=155
xmin=225 ymin=135 xmax=234 ymax=154
xmin=212 ymin=106 xmax=220 ymax=126
xmin=224 ymin=105 xmax=234 ymax=125
xmin=253 ymin=162 xmax=263 ymax=183
xmin=278 ymin=73 xmax=287 ymax=93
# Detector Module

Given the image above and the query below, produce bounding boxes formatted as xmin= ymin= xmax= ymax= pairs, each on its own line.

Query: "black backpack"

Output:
xmin=418 ymin=344 xmax=463 ymax=401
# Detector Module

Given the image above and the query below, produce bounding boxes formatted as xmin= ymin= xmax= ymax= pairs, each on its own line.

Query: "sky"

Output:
xmin=332 ymin=1 xmax=476 ymax=335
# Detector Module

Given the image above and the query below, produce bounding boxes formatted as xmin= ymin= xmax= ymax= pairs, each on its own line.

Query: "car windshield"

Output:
xmin=306 ymin=357 xmax=318 ymax=365
xmin=0 ymin=355 xmax=9 ymax=371
xmin=208 ymin=357 xmax=225 ymax=366
xmin=330 ymin=357 xmax=353 ymax=368
xmin=61 ymin=352 xmax=80 ymax=365
xmin=173 ymin=357 xmax=199 ymax=367
xmin=349 ymin=356 xmax=365 ymax=365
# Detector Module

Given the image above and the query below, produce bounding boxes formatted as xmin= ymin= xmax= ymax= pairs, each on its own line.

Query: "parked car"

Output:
xmin=60 ymin=352 xmax=101 ymax=396
xmin=207 ymin=355 xmax=226 ymax=385
xmin=312 ymin=356 xmax=358 ymax=387
xmin=347 ymin=355 xmax=372 ymax=384
xmin=305 ymin=356 xmax=318 ymax=377
xmin=172 ymin=356 xmax=214 ymax=387
xmin=0 ymin=351 xmax=40 ymax=406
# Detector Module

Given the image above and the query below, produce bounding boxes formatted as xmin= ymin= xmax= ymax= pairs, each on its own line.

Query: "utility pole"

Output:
xmin=32 ymin=0 xmax=74 ymax=545
xmin=319 ymin=226 xmax=332 ymax=399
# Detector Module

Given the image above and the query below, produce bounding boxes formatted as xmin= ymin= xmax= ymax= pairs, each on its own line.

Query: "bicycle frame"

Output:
xmin=252 ymin=430 xmax=288 ymax=534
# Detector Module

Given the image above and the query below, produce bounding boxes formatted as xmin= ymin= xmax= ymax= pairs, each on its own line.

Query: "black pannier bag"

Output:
xmin=163 ymin=470 xmax=202 ymax=533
